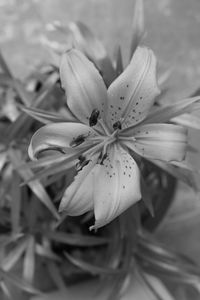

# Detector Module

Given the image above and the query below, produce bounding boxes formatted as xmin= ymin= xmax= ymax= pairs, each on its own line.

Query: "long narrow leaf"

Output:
xmin=0 ymin=268 xmax=41 ymax=294
xmin=145 ymin=96 xmax=200 ymax=124
xmin=13 ymin=81 xmax=33 ymax=106
xmin=5 ymin=73 xmax=58 ymax=143
xmin=23 ymin=236 xmax=35 ymax=283
xmin=21 ymin=156 xmax=77 ymax=185
xmin=11 ymin=171 xmax=21 ymax=234
xmin=0 ymin=51 xmax=12 ymax=77
xmin=21 ymin=154 xmax=67 ymax=170
xmin=44 ymin=231 xmax=109 ymax=247
xmin=1 ymin=238 xmax=28 ymax=271
xmin=65 ymin=252 xmax=123 ymax=275
xmin=130 ymin=0 xmax=145 ymax=58
xmin=8 ymin=149 xmax=60 ymax=220
xmin=0 ymin=51 xmax=33 ymax=106
xmin=47 ymin=262 xmax=66 ymax=290
xmin=0 ymin=281 xmax=14 ymax=299
xmin=114 ymin=46 xmax=123 ymax=76
xmin=20 ymin=106 xmax=69 ymax=124
xmin=171 ymin=113 xmax=200 ymax=130
xmin=35 ymin=243 xmax=60 ymax=261
xmin=140 ymin=176 xmax=154 ymax=217
xmin=149 ymin=159 xmax=199 ymax=191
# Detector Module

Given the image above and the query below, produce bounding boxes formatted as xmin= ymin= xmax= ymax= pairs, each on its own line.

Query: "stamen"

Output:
xmin=118 ymin=136 xmax=136 ymax=142
xmin=97 ymin=119 xmax=111 ymax=136
xmin=83 ymin=135 xmax=116 ymax=160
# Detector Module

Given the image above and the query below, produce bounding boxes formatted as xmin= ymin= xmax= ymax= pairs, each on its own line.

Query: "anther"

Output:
xmin=70 ymin=135 xmax=86 ymax=147
xmin=76 ymin=155 xmax=90 ymax=171
xmin=113 ymin=121 xmax=122 ymax=130
xmin=89 ymin=109 xmax=100 ymax=127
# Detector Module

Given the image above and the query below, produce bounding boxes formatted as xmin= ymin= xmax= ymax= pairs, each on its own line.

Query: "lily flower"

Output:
xmin=28 ymin=47 xmax=187 ymax=229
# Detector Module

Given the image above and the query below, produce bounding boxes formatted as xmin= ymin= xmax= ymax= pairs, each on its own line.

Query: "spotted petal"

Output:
xmin=107 ymin=47 xmax=160 ymax=130
xmin=123 ymin=123 xmax=187 ymax=162
xmin=91 ymin=145 xmax=141 ymax=229
xmin=60 ymin=49 xmax=108 ymax=126
xmin=28 ymin=122 xmax=98 ymax=160
xmin=59 ymin=158 xmax=97 ymax=215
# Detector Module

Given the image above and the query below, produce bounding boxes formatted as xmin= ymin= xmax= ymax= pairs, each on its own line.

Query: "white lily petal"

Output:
xmin=28 ymin=122 xmax=98 ymax=160
xmin=123 ymin=124 xmax=187 ymax=162
xmin=59 ymin=158 xmax=98 ymax=215
xmin=60 ymin=49 xmax=108 ymax=126
xmin=69 ymin=22 xmax=116 ymax=86
xmin=91 ymin=145 xmax=141 ymax=229
xmin=107 ymin=47 xmax=160 ymax=130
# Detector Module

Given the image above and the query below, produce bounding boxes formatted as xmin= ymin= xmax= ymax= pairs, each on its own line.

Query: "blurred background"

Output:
xmin=1 ymin=0 xmax=200 ymax=279
xmin=1 ymin=0 xmax=200 ymax=97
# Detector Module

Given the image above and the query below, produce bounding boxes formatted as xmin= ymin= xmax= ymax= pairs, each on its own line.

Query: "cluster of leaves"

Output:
xmin=0 ymin=0 xmax=200 ymax=299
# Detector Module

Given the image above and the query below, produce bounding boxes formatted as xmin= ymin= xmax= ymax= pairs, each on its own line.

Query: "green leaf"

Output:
xmin=13 ymin=80 xmax=33 ymax=106
xmin=11 ymin=171 xmax=21 ymax=234
xmin=171 ymin=113 xmax=200 ymax=130
xmin=21 ymin=154 xmax=77 ymax=184
xmin=23 ymin=236 xmax=35 ymax=283
xmin=23 ymin=154 xmax=67 ymax=170
xmin=0 ymin=73 xmax=13 ymax=85
xmin=8 ymin=149 xmax=60 ymax=220
xmin=140 ymin=176 xmax=154 ymax=217
xmin=114 ymin=46 xmax=123 ymax=77
xmin=31 ymin=279 xmax=109 ymax=300
xmin=5 ymin=73 xmax=58 ymax=143
xmin=44 ymin=231 xmax=109 ymax=246
xmin=136 ymin=233 xmax=200 ymax=289
xmin=1 ymin=238 xmax=28 ymax=271
xmin=65 ymin=252 xmax=123 ymax=275
xmin=46 ymin=262 xmax=66 ymax=290
xmin=145 ymin=96 xmax=200 ymax=124
xmin=0 ymin=268 xmax=41 ymax=295
xmin=132 ymin=270 xmax=174 ymax=300
xmin=0 ymin=51 xmax=33 ymax=106
xmin=35 ymin=243 xmax=61 ymax=261
xmin=0 ymin=51 xmax=12 ymax=77
xmin=0 ymin=281 xmax=13 ymax=299
xmin=2 ymin=88 xmax=20 ymax=122
xmin=149 ymin=159 xmax=199 ymax=191
xmin=20 ymin=106 xmax=70 ymax=124
xmin=31 ymin=271 xmax=174 ymax=300
xmin=130 ymin=0 xmax=145 ymax=58
xmin=0 ymin=150 xmax=7 ymax=172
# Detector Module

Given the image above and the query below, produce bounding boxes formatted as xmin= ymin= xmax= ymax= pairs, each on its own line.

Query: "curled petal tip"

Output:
xmin=58 ymin=202 xmax=65 ymax=213
xmin=28 ymin=142 xmax=37 ymax=161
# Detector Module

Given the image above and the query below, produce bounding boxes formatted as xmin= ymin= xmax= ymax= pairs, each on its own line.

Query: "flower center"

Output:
xmin=71 ymin=111 xmax=124 ymax=170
